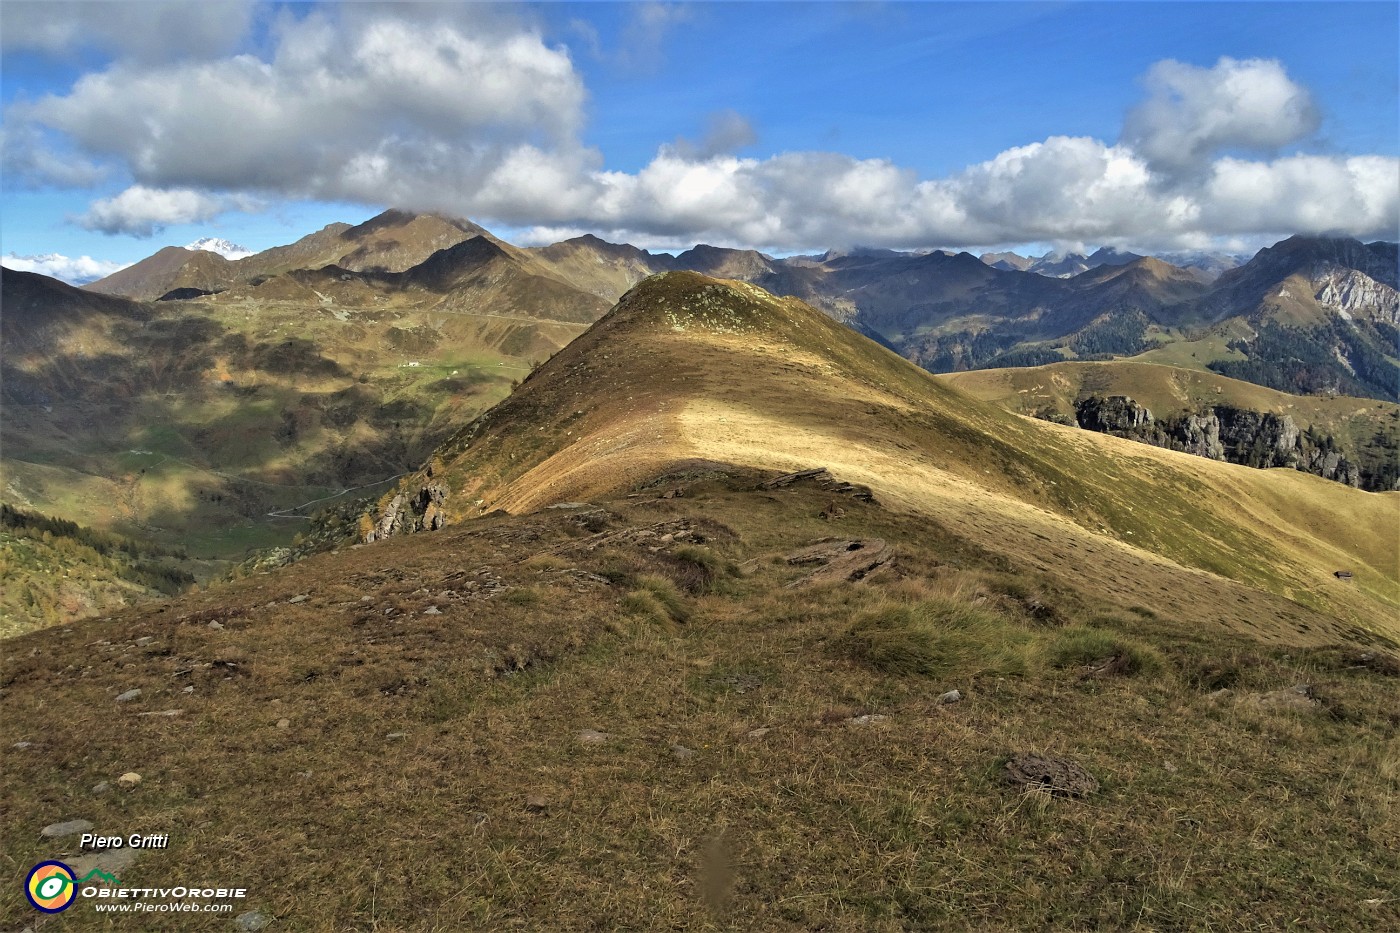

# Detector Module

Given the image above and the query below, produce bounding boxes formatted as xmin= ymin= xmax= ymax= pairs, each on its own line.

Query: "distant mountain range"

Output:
xmin=80 ymin=211 xmax=1399 ymax=404
xmin=977 ymin=246 xmax=1249 ymax=281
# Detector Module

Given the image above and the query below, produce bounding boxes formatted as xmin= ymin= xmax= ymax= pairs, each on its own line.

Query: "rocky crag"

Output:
xmin=1068 ymin=395 xmax=1395 ymax=490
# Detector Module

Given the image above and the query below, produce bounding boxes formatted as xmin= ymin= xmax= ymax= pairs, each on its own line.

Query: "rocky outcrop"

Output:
xmin=1313 ymin=268 xmax=1399 ymax=325
xmin=1212 ymin=409 xmax=1300 ymax=469
xmin=1064 ymin=395 xmax=1384 ymax=490
xmin=363 ymin=482 xmax=448 ymax=543
xmin=1302 ymin=448 xmax=1363 ymax=487
xmin=1175 ymin=413 xmax=1224 ymax=460
xmin=1075 ymin=395 xmax=1154 ymax=433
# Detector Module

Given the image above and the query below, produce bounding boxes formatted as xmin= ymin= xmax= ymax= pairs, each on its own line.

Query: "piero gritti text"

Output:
xmin=81 ymin=832 xmax=170 ymax=850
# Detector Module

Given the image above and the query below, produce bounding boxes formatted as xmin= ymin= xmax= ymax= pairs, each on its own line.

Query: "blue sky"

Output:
xmin=2 ymin=1 xmax=1396 ymax=282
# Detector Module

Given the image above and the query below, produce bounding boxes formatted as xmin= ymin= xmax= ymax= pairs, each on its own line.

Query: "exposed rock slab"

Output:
xmin=784 ymin=538 xmax=889 ymax=586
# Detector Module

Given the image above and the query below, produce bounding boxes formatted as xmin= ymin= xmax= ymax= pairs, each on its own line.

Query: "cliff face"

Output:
xmin=1312 ymin=268 xmax=1399 ymax=325
xmin=1075 ymin=395 xmax=1155 ymax=433
xmin=1071 ymin=396 xmax=1388 ymax=490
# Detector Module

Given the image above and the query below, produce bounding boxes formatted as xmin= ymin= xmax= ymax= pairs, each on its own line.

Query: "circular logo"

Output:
xmin=25 ymin=861 xmax=77 ymax=913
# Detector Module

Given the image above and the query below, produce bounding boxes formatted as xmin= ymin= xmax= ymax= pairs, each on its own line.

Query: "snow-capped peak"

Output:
xmin=185 ymin=237 xmax=253 ymax=260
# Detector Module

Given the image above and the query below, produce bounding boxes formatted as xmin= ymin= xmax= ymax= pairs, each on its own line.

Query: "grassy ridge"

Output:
xmin=372 ymin=273 xmax=1398 ymax=644
xmin=2 ymin=473 xmax=1396 ymax=929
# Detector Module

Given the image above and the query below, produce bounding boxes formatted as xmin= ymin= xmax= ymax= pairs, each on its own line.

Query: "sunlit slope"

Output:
xmin=941 ymin=360 xmax=1398 ymax=431
xmin=383 ymin=272 xmax=1398 ymax=643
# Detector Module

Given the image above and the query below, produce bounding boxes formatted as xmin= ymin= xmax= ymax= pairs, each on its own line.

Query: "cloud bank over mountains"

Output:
xmin=2 ymin=252 xmax=130 ymax=284
xmin=3 ymin=4 xmax=1396 ymax=251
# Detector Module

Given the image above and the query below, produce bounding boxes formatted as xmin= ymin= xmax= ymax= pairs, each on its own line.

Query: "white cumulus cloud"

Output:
xmin=3 ymin=5 xmax=1394 ymax=254
xmin=1123 ymin=57 xmax=1321 ymax=173
xmin=8 ymin=9 xmax=586 ymax=215
xmin=77 ymin=186 xmax=232 ymax=237
xmin=3 ymin=252 xmax=131 ymax=285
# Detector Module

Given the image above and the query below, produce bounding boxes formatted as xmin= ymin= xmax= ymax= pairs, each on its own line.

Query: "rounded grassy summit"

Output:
xmin=361 ymin=271 xmax=1397 ymax=646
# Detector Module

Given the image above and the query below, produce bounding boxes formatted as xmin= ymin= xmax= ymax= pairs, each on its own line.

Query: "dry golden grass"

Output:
xmin=384 ymin=273 xmax=1398 ymax=646
xmin=4 ymin=474 xmax=1398 ymax=930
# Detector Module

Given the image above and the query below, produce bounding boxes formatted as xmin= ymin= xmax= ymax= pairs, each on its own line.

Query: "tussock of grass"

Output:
xmin=839 ymin=596 xmax=1032 ymax=678
xmin=522 ymin=553 xmax=571 ymax=571
xmin=663 ymin=544 xmax=733 ymax=595
xmin=502 ymin=585 xmax=542 ymax=606
xmin=624 ymin=573 xmax=690 ymax=624
xmin=1046 ymin=624 xmax=1165 ymax=676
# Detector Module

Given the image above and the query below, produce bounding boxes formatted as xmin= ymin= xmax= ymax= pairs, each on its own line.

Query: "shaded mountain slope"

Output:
xmin=363 ymin=272 xmax=1398 ymax=645
xmin=0 ymin=259 xmax=596 ymax=591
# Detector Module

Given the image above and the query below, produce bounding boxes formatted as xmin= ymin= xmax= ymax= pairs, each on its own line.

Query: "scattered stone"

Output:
xmin=1163 ymin=760 xmax=1179 ymax=774
xmin=208 ymin=621 xmax=225 ymax=630
xmin=288 ymin=594 xmax=309 ymax=604
xmin=135 ymin=636 xmax=155 ymax=647
xmin=13 ymin=741 xmax=33 ymax=749
xmin=670 ymin=744 xmax=697 ymax=760
xmin=71 ymin=846 xmax=138 ymax=880
xmin=386 ymin=732 xmax=408 ymax=740
xmin=1243 ymin=684 xmax=1318 ymax=711
xmin=234 ymin=909 xmax=272 ymax=931
xmin=938 ymin=689 xmax=963 ymax=705
xmin=360 ymin=595 xmax=373 ymax=602
xmin=276 ymin=719 xmax=291 ymax=730
xmin=183 ymin=685 xmax=195 ymax=693
xmin=525 ymin=793 xmax=549 ymax=812
xmin=92 ymin=782 xmax=111 ymax=795
xmin=547 ymin=502 xmax=589 ymax=510
xmin=1345 ymin=651 xmax=1400 ymax=676
xmin=745 ymin=727 xmax=772 ymax=740
xmin=422 ymin=606 xmax=442 ymax=615
xmin=115 ymin=688 xmax=142 ymax=702
xmin=117 ymin=772 xmax=142 ymax=788
xmin=576 ymin=729 xmax=611 ymax=745
xmin=845 ymin=714 xmax=889 ymax=726
xmin=1004 ymin=753 xmax=1099 ymax=798
xmin=41 ymin=819 xmax=94 ymax=838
